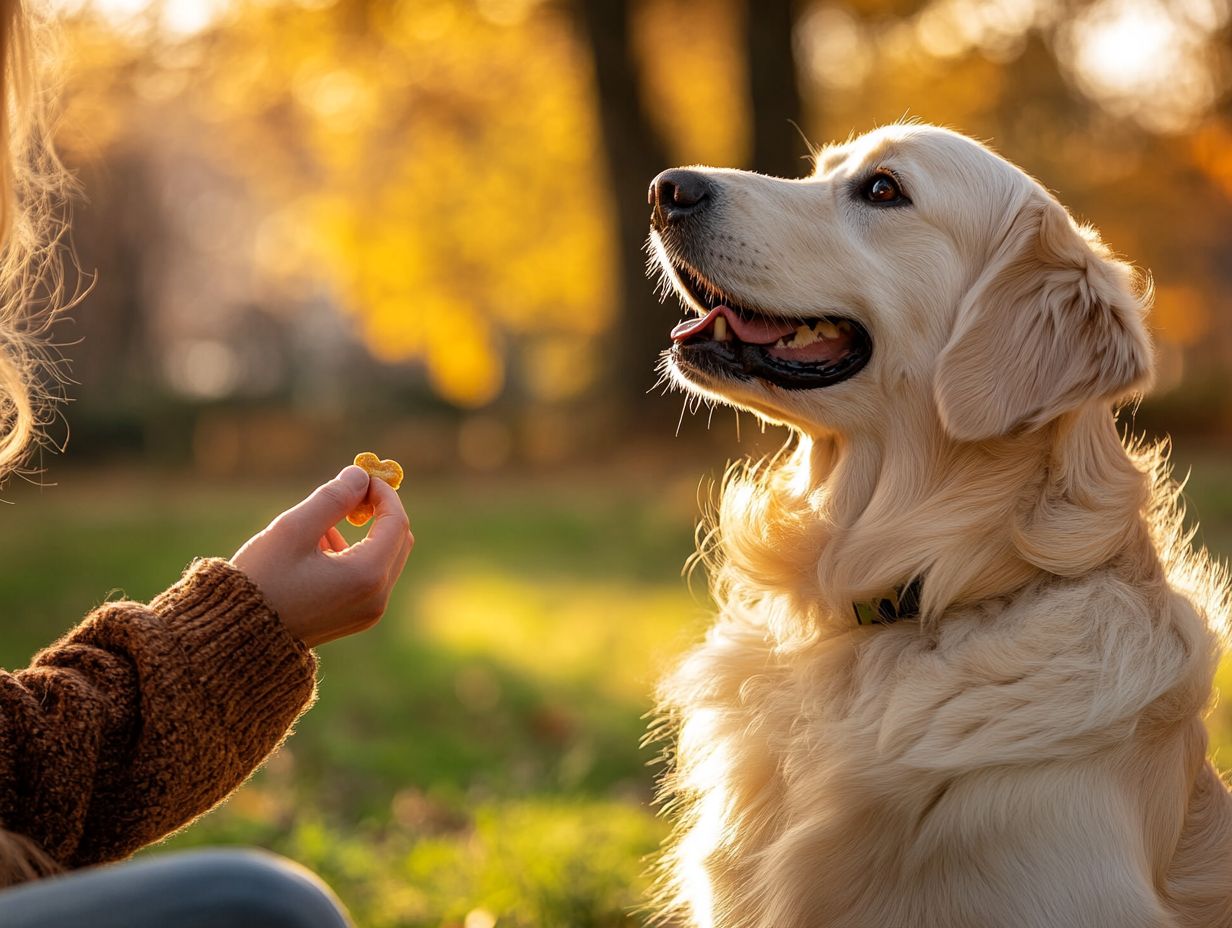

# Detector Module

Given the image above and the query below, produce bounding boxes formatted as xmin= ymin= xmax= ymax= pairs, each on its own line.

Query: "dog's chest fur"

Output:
xmin=662 ymin=574 xmax=1223 ymax=928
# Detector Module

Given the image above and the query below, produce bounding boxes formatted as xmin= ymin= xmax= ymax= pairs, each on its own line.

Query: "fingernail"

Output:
xmin=337 ymin=465 xmax=369 ymax=491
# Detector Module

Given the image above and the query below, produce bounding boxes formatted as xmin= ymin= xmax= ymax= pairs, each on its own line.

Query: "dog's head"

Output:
xmin=649 ymin=124 xmax=1153 ymax=441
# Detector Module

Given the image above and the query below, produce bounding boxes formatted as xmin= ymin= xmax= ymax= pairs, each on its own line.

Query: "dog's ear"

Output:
xmin=934 ymin=198 xmax=1152 ymax=442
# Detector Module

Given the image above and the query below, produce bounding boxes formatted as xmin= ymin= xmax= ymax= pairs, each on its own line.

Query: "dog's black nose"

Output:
xmin=649 ymin=169 xmax=713 ymax=224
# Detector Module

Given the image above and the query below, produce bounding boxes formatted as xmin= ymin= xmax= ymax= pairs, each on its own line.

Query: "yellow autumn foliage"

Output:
xmin=46 ymin=0 xmax=1232 ymax=408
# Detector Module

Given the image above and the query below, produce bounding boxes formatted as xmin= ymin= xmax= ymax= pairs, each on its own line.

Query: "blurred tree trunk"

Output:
xmin=571 ymin=0 xmax=675 ymax=428
xmin=744 ymin=0 xmax=808 ymax=178
xmin=64 ymin=150 xmax=161 ymax=402
xmin=572 ymin=0 xmax=807 ymax=427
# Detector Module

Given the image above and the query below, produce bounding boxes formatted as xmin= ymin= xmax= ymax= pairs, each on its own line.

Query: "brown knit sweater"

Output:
xmin=0 ymin=557 xmax=317 ymax=885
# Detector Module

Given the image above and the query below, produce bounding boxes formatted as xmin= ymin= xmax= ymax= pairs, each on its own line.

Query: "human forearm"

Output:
xmin=0 ymin=559 xmax=315 ymax=872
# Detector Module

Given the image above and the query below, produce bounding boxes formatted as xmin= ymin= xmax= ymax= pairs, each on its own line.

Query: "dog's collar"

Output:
xmin=853 ymin=577 xmax=923 ymax=626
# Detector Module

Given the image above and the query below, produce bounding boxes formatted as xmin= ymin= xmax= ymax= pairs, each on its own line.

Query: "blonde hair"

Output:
xmin=0 ymin=0 xmax=70 ymax=480
xmin=0 ymin=0 xmax=69 ymax=884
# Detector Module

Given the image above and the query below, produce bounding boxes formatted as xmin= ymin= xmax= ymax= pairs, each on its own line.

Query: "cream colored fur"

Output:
xmin=649 ymin=124 xmax=1232 ymax=928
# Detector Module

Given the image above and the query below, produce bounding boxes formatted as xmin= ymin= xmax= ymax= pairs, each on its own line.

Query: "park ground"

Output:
xmin=0 ymin=444 xmax=1228 ymax=927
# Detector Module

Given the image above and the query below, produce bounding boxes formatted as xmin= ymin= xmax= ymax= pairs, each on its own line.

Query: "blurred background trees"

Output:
xmin=43 ymin=0 xmax=1232 ymax=468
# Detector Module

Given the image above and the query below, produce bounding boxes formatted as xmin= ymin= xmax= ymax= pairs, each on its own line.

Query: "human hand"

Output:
xmin=231 ymin=466 xmax=414 ymax=648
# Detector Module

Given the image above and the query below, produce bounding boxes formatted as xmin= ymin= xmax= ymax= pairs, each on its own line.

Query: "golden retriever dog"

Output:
xmin=645 ymin=123 xmax=1232 ymax=928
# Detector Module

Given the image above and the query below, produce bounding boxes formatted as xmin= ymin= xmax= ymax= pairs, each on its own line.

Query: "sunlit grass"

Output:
xmin=418 ymin=572 xmax=707 ymax=702
xmin=168 ymin=798 xmax=664 ymax=928
xmin=0 ymin=468 xmax=705 ymax=927
xmin=0 ymin=455 xmax=1227 ymax=926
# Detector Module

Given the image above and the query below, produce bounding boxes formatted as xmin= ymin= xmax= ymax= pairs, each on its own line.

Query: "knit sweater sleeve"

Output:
xmin=0 ymin=557 xmax=317 ymax=870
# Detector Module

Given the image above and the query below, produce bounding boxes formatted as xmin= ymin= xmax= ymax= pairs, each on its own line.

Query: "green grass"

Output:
xmin=0 ymin=467 xmax=709 ymax=927
xmin=0 ymin=449 xmax=1227 ymax=926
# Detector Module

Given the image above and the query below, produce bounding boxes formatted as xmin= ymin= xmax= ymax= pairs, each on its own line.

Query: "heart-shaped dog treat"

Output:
xmin=347 ymin=452 xmax=404 ymax=526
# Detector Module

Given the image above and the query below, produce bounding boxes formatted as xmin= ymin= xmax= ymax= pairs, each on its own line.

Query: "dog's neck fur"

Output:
xmin=710 ymin=401 xmax=1160 ymax=640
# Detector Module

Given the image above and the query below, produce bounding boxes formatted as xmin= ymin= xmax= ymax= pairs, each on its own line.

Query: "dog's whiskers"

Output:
xmin=676 ymin=396 xmax=692 ymax=438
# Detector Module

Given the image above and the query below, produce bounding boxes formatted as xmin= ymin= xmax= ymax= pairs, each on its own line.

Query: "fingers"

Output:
xmin=318 ymin=526 xmax=348 ymax=554
xmin=281 ymin=466 xmax=371 ymax=540
xmin=236 ymin=468 xmax=413 ymax=649
xmin=391 ymin=523 xmax=413 ymax=583
xmin=356 ymin=478 xmax=412 ymax=558
xmin=341 ymin=478 xmax=412 ymax=594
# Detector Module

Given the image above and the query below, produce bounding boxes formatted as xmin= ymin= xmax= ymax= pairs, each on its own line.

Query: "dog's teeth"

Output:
xmin=774 ymin=337 xmax=787 ymax=348
xmin=836 ymin=320 xmax=853 ymax=334
xmin=815 ymin=321 xmax=839 ymax=339
xmin=788 ymin=325 xmax=818 ymax=348
xmin=714 ymin=316 xmax=728 ymax=341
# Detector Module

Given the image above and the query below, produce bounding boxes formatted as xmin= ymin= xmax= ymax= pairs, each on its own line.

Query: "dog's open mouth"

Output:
xmin=667 ymin=262 xmax=872 ymax=390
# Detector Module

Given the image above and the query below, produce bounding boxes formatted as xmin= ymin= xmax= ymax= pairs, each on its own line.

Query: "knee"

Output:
xmin=176 ymin=849 xmax=351 ymax=928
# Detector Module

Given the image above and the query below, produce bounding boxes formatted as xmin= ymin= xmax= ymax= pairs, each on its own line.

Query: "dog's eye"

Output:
xmin=862 ymin=173 xmax=906 ymax=205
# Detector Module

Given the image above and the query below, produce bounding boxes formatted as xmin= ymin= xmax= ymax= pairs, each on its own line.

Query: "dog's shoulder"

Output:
xmin=867 ymin=569 xmax=1212 ymax=772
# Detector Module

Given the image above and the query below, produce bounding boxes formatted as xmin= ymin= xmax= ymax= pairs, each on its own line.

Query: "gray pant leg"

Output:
xmin=0 ymin=848 xmax=353 ymax=928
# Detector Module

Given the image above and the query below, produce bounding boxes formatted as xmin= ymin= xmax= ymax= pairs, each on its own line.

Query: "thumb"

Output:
xmin=282 ymin=466 xmax=371 ymax=535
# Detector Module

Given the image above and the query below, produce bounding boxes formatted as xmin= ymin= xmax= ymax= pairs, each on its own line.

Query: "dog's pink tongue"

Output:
xmin=670 ymin=305 xmax=798 ymax=345
xmin=670 ymin=308 xmax=721 ymax=342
